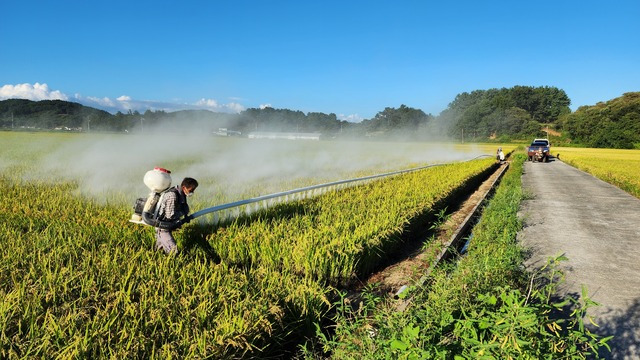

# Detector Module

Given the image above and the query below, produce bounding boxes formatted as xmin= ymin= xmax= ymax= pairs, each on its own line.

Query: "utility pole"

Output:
xmin=461 ymin=128 xmax=464 ymax=143
xmin=11 ymin=112 xmax=14 ymax=129
xmin=140 ymin=117 xmax=144 ymax=133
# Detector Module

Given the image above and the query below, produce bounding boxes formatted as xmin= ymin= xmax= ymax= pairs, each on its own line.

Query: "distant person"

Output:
xmin=155 ymin=177 xmax=198 ymax=253
xmin=498 ymin=148 xmax=505 ymax=162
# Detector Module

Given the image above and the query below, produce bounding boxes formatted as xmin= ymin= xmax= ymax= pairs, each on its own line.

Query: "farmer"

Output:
xmin=155 ymin=177 xmax=198 ymax=253
xmin=498 ymin=147 xmax=505 ymax=162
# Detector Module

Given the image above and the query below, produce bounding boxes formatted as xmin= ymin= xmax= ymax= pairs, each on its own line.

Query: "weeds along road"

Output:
xmin=518 ymin=157 xmax=640 ymax=359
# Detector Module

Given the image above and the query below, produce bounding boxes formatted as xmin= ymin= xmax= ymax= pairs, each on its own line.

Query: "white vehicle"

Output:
xmin=528 ymin=138 xmax=551 ymax=162
xmin=533 ymin=138 xmax=550 ymax=146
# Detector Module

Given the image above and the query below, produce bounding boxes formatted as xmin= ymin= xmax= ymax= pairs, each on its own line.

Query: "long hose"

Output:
xmin=188 ymin=154 xmax=495 ymax=222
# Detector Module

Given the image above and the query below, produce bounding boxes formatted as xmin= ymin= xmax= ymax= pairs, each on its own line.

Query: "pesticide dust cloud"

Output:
xmin=18 ymin=127 xmax=488 ymax=209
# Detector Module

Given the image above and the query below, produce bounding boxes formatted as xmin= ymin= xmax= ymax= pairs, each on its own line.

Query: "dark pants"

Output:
xmin=155 ymin=228 xmax=177 ymax=253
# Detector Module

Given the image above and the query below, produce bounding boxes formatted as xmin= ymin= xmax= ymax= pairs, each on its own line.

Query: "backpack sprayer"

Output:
xmin=130 ymin=167 xmax=191 ymax=230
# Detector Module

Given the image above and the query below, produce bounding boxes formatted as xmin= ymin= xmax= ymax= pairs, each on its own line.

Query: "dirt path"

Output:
xmin=518 ymin=158 xmax=640 ymax=359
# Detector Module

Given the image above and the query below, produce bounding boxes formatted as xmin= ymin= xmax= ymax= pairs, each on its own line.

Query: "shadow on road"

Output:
xmin=525 ymin=254 xmax=640 ymax=359
xmin=592 ymin=298 xmax=640 ymax=359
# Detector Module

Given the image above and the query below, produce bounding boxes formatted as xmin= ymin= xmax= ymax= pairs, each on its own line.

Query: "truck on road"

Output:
xmin=527 ymin=138 xmax=551 ymax=162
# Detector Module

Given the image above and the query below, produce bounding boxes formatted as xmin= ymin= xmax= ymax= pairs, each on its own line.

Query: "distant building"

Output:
xmin=213 ymin=128 xmax=242 ymax=137
xmin=54 ymin=126 xmax=81 ymax=131
xmin=247 ymin=132 xmax=322 ymax=140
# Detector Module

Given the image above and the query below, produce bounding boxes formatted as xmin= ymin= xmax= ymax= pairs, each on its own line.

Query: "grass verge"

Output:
xmin=306 ymin=153 xmax=612 ymax=359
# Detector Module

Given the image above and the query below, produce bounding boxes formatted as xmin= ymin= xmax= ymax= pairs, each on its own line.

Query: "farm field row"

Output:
xmin=0 ymin=132 xmax=502 ymax=358
xmin=208 ymin=158 xmax=496 ymax=286
xmin=555 ymin=147 xmax=640 ymax=198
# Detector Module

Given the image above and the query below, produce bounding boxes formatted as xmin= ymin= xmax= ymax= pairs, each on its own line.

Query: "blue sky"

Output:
xmin=1 ymin=0 xmax=639 ymax=121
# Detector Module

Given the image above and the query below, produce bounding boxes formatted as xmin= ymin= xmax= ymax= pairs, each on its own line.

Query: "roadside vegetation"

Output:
xmin=555 ymin=147 xmax=640 ymax=199
xmin=308 ymin=153 xmax=611 ymax=359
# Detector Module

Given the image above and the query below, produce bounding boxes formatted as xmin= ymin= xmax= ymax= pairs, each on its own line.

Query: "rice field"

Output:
xmin=555 ymin=147 xmax=640 ymax=198
xmin=0 ymin=131 xmax=510 ymax=358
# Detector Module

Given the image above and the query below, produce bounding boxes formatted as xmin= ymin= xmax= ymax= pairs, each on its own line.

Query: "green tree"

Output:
xmin=367 ymin=105 xmax=432 ymax=136
xmin=560 ymin=92 xmax=640 ymax=148
xmin=439 ymin=86 xmax=571 ymax=140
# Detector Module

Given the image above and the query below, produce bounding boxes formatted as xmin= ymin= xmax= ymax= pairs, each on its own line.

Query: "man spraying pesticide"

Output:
xmin=130 ymin=167 xmax=199 ymax=253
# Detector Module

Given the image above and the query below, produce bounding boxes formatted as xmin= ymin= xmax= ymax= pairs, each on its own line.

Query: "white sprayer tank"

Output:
xmin=144 ymin=167 xmax=172 ymax=193
xmin=130 ymin=167 xmax=173 ymax=224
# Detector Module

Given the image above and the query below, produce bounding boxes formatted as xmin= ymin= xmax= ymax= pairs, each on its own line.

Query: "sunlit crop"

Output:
xmin=209 ymin=159 xmax=495 ymax=285
xmin=555 ymin=147 xmax=640 ymax=198
xmin=1 ymin=131 xmax=500 ymax=358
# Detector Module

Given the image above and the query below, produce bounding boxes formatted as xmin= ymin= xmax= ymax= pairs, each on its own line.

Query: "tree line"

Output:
xmin=436 ymin=86 xmax=571 ymax=140
xmin=0 ymin=99 xmax=435 ymax=139
xmin=2 ymin=87 xmax=638 ymax=147
xmin=559 ymin=92 xmax=640 ymax=149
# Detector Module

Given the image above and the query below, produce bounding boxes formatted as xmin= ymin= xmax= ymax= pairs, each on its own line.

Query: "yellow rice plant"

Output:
xmin=555 ymin=147 xmax=640 ymax=198
xmin=208 ymin=158 xmax=496 ymax=285
xmin=0 ymin=131 xmax=500 ymax=358
xmin=0 ymin=173 xmax=330 ymax=358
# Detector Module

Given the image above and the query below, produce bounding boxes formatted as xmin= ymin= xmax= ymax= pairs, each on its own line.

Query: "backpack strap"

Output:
xmin=153 ymin=192 xmax=166 ymax=220
xmin=154 ymin=186 xmax=180 ymax=221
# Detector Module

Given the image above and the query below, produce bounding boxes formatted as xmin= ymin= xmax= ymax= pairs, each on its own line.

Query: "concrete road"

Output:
xmin=518 ymin=158 xmax=640 ymax=360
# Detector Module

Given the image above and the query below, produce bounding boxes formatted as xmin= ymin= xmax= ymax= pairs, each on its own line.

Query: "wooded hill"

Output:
xmin=0 ymin=99 xmax=112 ymax=131
xmin=436 ymin=86 xmax=571 ymax=140
xmin=1 ymin=88 xmax=639 ymax=148
xmin=559 ymin=92 xmax=640 ymax=149
xmin=0 ymin=99 xmax=433 ymax=139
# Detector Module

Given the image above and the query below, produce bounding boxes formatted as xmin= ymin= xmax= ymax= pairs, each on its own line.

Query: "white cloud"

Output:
xmin=74 ymin=93 xmax=133 ymax=112
xmin=195 ymin=98 xmax=219 ymax=108
xmin=194 ymin=98 xmax=245 ymax=113
xmin=0 ymin=83 xmax=68 ymax=101
xmin=259 ymin=103 xmax=272 ymax=109
xmin=338 ymin=113 xmax=364 ymax=122
xmin=226 ymin=102 xmax=245 ymax=113
xmin=86 ymin=96 xmax=115 ymax=107
xmin=2 ymin=83 xmax=245 ymax=114
xmin=114 ymin=95 xmax=132 ymax=110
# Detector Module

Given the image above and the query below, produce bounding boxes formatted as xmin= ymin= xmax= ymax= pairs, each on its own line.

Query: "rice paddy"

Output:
xmin=555 ymin=147 xmax=640 ymax=198
xmin=0 ymin=131 xmax=511 ymax=358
